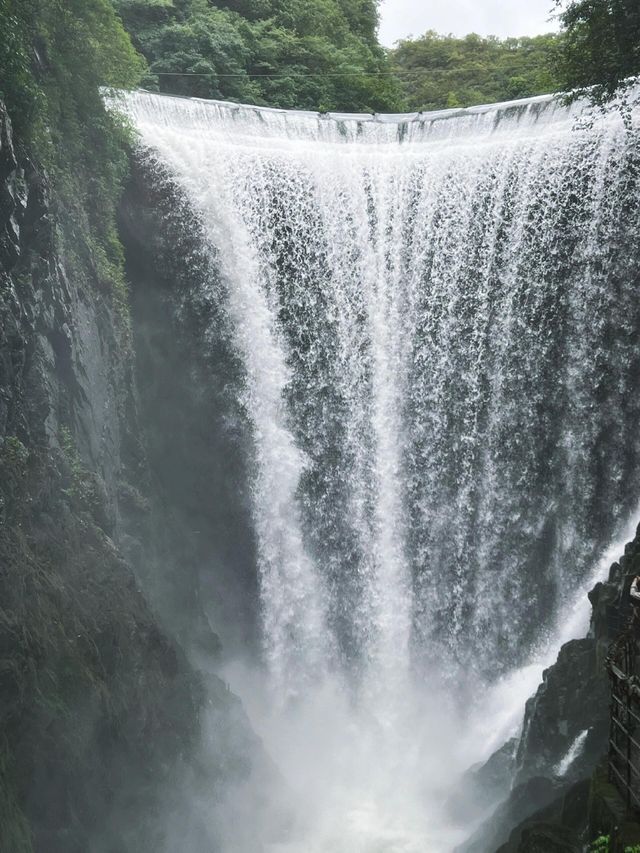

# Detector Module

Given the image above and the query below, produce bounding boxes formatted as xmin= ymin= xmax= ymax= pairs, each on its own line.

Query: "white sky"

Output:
xmin=378 ymin=0 xmax=560 ymax=47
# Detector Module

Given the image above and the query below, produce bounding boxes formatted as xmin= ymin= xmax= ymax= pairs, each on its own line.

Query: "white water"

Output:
xmin=117 ymin=89 xmax=640 ymax=851
xmin=555 ymin=729 xmax=589 ymax=777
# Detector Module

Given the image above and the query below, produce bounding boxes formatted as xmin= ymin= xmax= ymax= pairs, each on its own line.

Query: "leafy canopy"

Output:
xmin=114 ymin=0 xmax=403 ymax=112
xmin=555 ymin=0 xmax=640 ymax=99
xmin=390 ymin=30 xmax=562 ymax=112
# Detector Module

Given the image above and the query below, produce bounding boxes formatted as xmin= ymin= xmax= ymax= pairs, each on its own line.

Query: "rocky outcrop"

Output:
xmin=495 ymin=778 xmax=589 ymax=853
xmin=514 ymin=638 xmax=609 ymax=786
xmin=493 ymin=760 xmax=640 ymax=853
xmin=510 ymin=825 xmax=581 ymax=853
xmin=0 ymin=100 xmax=262 ymax=851
xmin=457 ymin=526 xmax=640 ymax=852
xmin=513 ymin=549 xmax=636 ymax=794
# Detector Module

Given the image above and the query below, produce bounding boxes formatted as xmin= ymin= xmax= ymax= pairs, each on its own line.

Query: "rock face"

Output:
xmin=0 ymin=101 xmax=262 ymax=851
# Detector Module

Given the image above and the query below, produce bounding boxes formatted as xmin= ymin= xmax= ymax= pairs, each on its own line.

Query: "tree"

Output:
xmin=555 ymin=0 xmax=640 ymax=99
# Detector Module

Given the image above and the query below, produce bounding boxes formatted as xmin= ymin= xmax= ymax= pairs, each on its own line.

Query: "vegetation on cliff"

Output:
xmin=0 ymin=4 xmax=197 ymax=849
xmin=0 ymin=79 xmax=210 ymax=846
xmin=0 ymin=0 xmax=144 ymax=314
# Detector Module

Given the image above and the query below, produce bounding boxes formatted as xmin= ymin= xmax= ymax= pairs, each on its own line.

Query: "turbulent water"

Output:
xmin=120 ymin=89 xmax=640 ymax=851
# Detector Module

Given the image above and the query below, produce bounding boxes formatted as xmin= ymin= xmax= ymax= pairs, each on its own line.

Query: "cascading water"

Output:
xmin=118 ymin=89 xmax=640 ymax=851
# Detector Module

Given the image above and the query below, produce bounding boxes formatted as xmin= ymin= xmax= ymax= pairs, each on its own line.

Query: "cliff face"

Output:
xmin=0 ymin=100 xmax=261 ymax=852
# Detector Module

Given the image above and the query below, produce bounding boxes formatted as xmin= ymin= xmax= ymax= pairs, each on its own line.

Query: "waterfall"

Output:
xmin=118 ymin=89 xmax=640 ymax=850
xmin=555 ymin=729 xmax=589 ymax=776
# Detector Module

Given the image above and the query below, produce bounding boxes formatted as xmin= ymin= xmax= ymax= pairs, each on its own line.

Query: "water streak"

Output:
xmin=555 ymin=729 xmax=589 ymax=776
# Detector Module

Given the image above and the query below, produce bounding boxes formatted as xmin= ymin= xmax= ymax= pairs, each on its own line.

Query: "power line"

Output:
xmin=151 ymin=70 xmax=424 ymax=78
xmin=150 ymin=65 xmax=541 ymax=79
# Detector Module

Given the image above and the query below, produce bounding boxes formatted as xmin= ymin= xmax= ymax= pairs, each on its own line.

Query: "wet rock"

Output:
xmin=455 ymin=776 xmax=569 ymax=853
xmin=494 ymin=778 xmax=590 ymax=853
xmin=515 ymin=638 xmax=609 ymax=786
xmin=457 ymin=541 xmax=635 ymax=852
xmin=513 ymin=823 xmax=581 ymax=853
xmin=463 ymin=524 xmax=640 ymax=853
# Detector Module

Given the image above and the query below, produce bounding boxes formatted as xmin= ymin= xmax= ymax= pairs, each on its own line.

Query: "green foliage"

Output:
xmin=388 ymin=0 xmax=640 ymax=112
xmin=114 ymin=0 xmax=403 ymax=111
xmin=0 ymin=0 xmax=143 ymax=321
xmin=0 ymin=1 xmax=43 ymax=137
xmin=1 ymin=437 xmax=29 ymax=478
xmin=555 ymin=0 xmax=640 ymax=100
xmin=59 ymin=426 xmax=116 ymax=535
xmin=0 ymin=0 xmax=143 ymax=147
xmin=390 ymin=30 xmax=562 ymax=112
xmin=590 ymin=840 xmax=640 ymax=853
xmin=59 ymin=427 xmax=90 ymax=502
